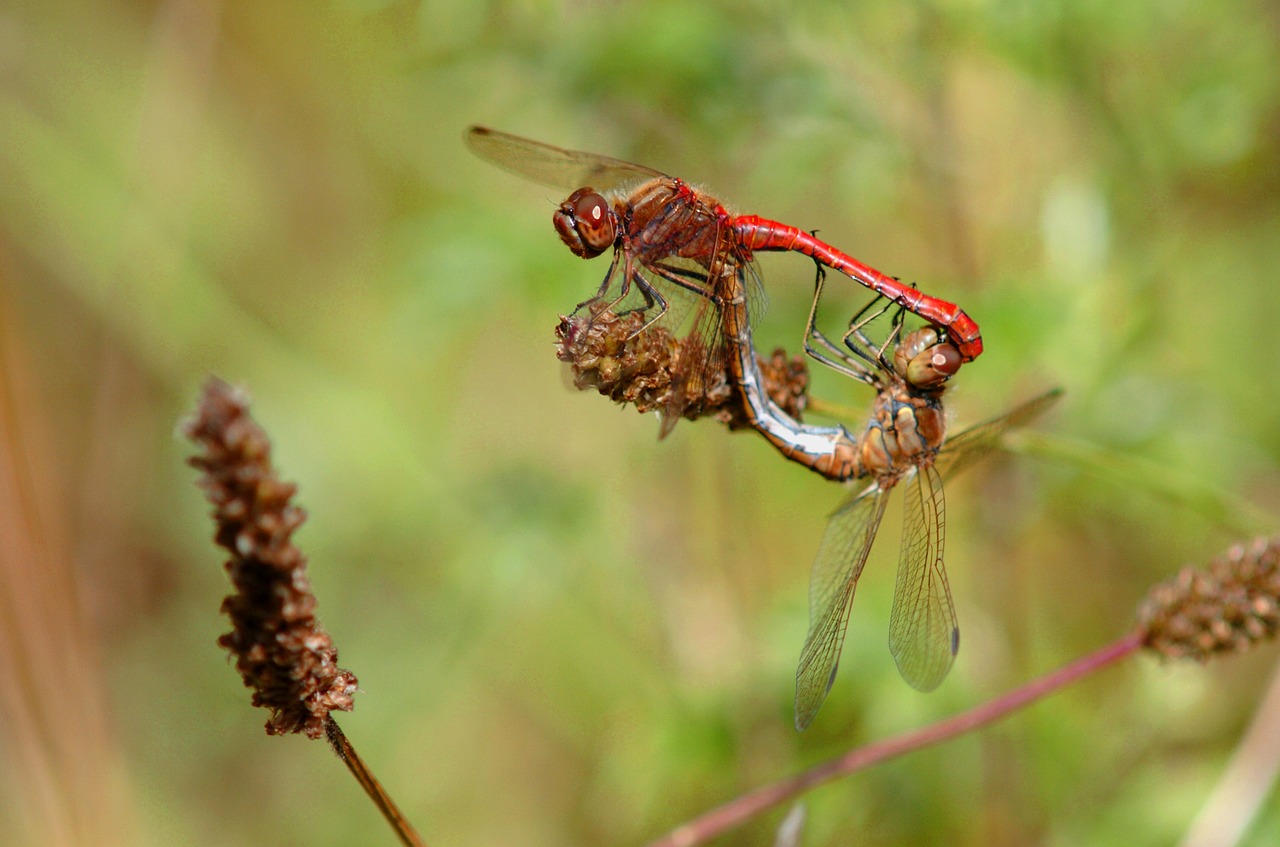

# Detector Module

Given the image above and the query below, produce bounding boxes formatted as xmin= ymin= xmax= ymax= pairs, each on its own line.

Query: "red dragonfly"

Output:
xmin=793 ymin=278 xmax=1059 ymax=729
xmin=465 ymin=126 xmax=983 ymax=449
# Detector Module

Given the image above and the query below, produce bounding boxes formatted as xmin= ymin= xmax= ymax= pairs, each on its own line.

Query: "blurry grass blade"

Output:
xmin=773 ymin=803 xmax=806 ymax=847
xmin=1009 ymin=431 xmax=1270 ymax=534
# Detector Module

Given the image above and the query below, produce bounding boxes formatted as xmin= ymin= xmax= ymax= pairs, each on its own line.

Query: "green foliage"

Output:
xmin=2 ymin=0 xmax=1278 ymax=844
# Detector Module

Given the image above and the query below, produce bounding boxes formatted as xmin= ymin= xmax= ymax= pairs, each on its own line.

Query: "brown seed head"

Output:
xmin=183 ymin=378 xmax=357 ymax=739
xmin=1138 ymin=536 xmax=1280 ymax=661
xmin=554 ymin=304 xmax=808 ymax=427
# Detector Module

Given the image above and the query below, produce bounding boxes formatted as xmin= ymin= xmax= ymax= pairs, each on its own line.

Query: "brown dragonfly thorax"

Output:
xmin=856 ymin=327 xmax=956 ymax=480
xmin=857 ymin=390 xmax=947 ymax=480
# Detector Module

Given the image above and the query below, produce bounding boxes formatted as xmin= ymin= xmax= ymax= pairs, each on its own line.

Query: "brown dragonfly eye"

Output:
xmin=904 ymin=338 xmax=962 ymax=389
xmin=554 ymin=188 xmax=615 ymax=258
xmin=892 ymin=327 xmax=961 ymax=388
xmin=893 ymin=327 xmax=939 ymax=375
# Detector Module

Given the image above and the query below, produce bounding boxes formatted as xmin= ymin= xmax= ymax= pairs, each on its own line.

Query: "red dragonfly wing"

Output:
xmin=887 ymin=462 xmax=958 ymax=692
xmin=795 ymin=480 xmax=890 ymax=730
xmin=648 ymin=260 xmax=767 ymax=438
xmin=934 ymin=388 xmax=1064 ymax=481
xmin=465 ymin=126 xmax=665 ymax=193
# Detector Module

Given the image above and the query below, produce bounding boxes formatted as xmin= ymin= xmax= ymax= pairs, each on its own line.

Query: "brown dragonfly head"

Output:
xmin=554 ymin=188 xmax=617 ymax=258
xmin=894 ymin=327 xmax=962 ymax=390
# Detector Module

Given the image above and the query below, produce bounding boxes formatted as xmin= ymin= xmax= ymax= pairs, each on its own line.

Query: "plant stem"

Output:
xmin=647 ymin=631 xmax=1145 ymax=847
xmin=326 ymin=718 xmax=428 ymax=847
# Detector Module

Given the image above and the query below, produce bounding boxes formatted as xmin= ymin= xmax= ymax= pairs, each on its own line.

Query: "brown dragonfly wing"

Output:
xmin=795 ymin=480 xmax=890 ymax=730
xmin=883 ymin=388 xmax=1062 ymax=690
xmin=933 ymin=388 xmax=1064 ymax=481
xmin=465 ymin=126 xmax=665 ymax=192
xmin=887 ymin=462 xmax=958 ymax=692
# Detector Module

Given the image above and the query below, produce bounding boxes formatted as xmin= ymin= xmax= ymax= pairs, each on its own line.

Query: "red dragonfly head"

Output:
xmin=553 ymin=188 xmax=617 ymax=259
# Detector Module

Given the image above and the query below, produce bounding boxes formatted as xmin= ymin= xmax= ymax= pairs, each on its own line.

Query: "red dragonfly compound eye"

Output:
xmin=554 ymin=188 xmax=615 ymax=259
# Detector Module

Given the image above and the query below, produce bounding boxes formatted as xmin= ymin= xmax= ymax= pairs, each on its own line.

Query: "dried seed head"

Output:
xmin=749 ymin=346 xmax=809 ymax=427
xmin=554 ymin=305 xmax=808 ymax=427
xmin=1138 ymin=537 xmax=1280 ymax=661
xmin=183 ymin=378 xmax=357 ymax=739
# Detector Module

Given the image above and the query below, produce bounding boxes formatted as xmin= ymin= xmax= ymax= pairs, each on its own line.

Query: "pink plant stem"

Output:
xmin=648 ymin=631 xmax=1145 ymax=847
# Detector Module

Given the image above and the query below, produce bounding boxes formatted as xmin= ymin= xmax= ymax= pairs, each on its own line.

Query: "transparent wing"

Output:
xmin=887 ymin=462 xmax=958 ymax=691
xmin=935 ymin=388 xmax=1064 ymax=481
xmin=794 ymin=481 xmax=890 ymax=730
xmin=883 ymin=389 xmax=1061 ymax=691
xmin=739 ymin=250 xmax=769 ymax=332
xmin=649 ymin=257 xmax=767 ymax=437
xmin=465 ymin=125 xmax=665 ymax=192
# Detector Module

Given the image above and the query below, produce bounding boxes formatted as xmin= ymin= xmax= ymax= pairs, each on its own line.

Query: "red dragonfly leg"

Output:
xmin=571 ymin=249 xmax=626 ymax=316
xmin=619 ymin=268 xmax=670 ymax=338
xmin=629 ymin=260 xmax=723 ymax=339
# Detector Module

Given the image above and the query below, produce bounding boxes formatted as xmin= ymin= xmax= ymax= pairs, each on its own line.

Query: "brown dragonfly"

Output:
xmin=793 ymin=273 xmax=1060 ymax=729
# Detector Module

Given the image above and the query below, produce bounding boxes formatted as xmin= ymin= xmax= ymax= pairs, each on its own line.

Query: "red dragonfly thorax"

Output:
xmin=555 ymin=177 xmax=740 ymax=279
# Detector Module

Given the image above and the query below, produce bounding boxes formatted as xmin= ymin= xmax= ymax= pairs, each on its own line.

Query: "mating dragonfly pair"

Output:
xmin=467 ymin=127 xmax=1059 ymax=730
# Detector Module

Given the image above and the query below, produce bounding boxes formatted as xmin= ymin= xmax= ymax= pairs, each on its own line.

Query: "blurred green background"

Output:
xmin=2 ymin=0 xmax=1279 ymax=845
